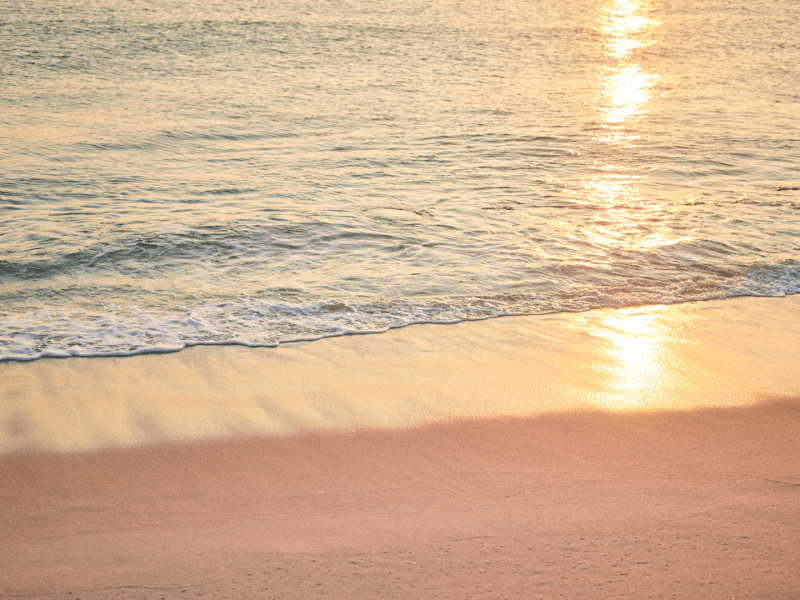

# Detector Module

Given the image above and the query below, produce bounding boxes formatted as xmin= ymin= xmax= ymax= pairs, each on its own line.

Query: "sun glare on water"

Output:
xmin=569 ymin=1 xmax=690 ymax=409
xmin=600 ymin=64 xmax=659 ymax=125
xmin=576 ymin=0 xmax=689 ymax=252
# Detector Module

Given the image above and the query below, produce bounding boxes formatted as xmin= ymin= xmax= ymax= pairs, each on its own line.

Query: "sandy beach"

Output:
xmin=2 ymin=296 xmax=800 ymax=598
xmin=4 ymin=0 xmax=799 ymax=595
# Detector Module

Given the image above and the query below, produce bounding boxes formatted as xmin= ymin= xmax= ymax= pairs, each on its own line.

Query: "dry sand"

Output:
xmin=1 ymin=296 xmax=800 ymax=598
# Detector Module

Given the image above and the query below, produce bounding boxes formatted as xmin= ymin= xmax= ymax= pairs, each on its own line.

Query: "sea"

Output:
xmin=1 ymin=0 xmax=798 ymax=362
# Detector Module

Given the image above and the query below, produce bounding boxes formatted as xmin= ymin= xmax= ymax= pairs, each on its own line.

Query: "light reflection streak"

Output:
xmin=600 ymin=0 xmax=658 ymax=58
xmin=594 ymin=310 xmax=661 ymax=407
xmin=571 ymin=305 xmax=688 ymax=410
xmin=576 ymin=1 xmax=681 ymax=409
xmin=578 ymin=0 xmax=680 ymax=253
xmin=599 ymin=64 xmax=658 ymax=125
xmin=594 ymin=0 xmax=660 ymax=133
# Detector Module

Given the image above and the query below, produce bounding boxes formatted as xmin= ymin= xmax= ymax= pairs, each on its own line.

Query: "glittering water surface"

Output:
xmin=1 ymin=0 xmax=799 ymax=360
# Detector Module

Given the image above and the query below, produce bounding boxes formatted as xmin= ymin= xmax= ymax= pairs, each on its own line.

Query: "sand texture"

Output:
xmin=2 ymin=402 xmax=800 ymax=599
xmin=1 ymin=296 xmax=800 ymax=598
xmin=2 ymin=296 xmax=800 ymax=454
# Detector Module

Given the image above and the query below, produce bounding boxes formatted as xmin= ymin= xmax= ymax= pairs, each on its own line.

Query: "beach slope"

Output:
xmin=1 ymin=296 xmax=799 ymax=598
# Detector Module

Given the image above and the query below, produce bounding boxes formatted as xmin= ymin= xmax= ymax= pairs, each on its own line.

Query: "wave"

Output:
xmin=2 ymin=262 xmax=797 ymax=363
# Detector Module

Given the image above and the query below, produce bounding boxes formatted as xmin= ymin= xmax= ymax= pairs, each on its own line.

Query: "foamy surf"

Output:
xmin=2 ymin=295 xmax=798 ymax=454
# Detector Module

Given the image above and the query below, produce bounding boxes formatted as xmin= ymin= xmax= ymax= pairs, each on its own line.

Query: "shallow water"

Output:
xmin=2 ymin=296 xmax=799 ymax=453
xmin=1 ymin=0 xmax=799 ymax=360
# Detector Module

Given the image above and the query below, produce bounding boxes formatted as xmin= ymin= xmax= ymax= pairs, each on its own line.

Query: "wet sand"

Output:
xmin=1 ymin=296 xmax=799 ymax=598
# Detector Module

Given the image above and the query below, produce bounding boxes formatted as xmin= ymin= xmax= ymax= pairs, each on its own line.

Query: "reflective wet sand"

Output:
xmin=1 ymin=295 xmax=799 ymax=454
xmin=1 ymin=296 xmax=799 ymax=598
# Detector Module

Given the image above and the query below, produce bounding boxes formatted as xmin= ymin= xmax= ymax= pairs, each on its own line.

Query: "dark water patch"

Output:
xmin=363 ymin=207 xmax=430 ymax=225
xmin=195 ymin=188 xmax=257 ymax=196
xmin=73 ymin=141 xmax=159 ymax=153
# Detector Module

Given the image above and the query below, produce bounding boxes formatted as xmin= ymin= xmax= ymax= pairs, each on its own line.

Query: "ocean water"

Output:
xmin=1 ymin=0 xmax=798 ymax=362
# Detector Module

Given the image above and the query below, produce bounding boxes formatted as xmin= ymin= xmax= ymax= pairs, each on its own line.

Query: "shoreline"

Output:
xmin=2 ymin=294 xmax=800 ymax=455
xmin=1 ymin=294 xmax=799 ymax=598
xmin=2 ymin=293 xmax=798 ymax=367
xmin=0 ymin=295 xmax=800 ymax=455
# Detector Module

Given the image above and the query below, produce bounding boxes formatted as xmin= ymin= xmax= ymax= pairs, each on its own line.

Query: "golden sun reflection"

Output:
xmin=600 ymin=0 xmax=658 ymax=59
xmin=582 ymin=164 xmax=642 ymax=206
xmin=595 ymin=0 xmax=660 ymax=130
xmin=576 ymin=0 xmax=677 ymax=250
xmin=577 ymin=306 xmax=685 ymax=410
xmin=580 ymin=164 xmax=690 ymax=250
xmin=600 ymin=64 xmax=658 ymax=124
xmin=595 ymin=312 xmax=660 ymax=401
